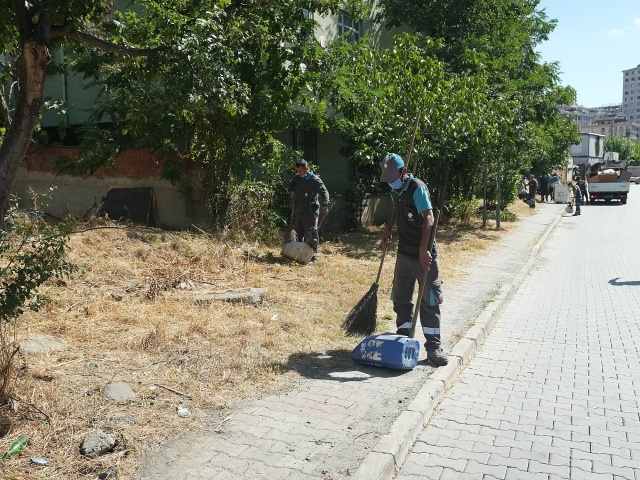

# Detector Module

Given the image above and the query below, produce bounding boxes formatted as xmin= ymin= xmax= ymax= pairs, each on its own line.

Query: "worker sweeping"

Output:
xmin=289 ymin=160 xmax=330 ymax=263
xmin=379 ymin=153 xmax=448 ymax=367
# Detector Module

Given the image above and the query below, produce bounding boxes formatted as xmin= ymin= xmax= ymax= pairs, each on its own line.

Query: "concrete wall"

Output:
xmin=361 ymin=194 xmax=392 ymax=226
xmin=14 ymin=147 xmax=393 ymax=231
xmin=14 ymin=147 xmax=191 ymax=229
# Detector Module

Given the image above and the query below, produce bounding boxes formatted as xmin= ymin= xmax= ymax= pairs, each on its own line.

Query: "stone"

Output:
xmin=19 ymin=335 xmax=65 ymax=354
xmin=80 ymin=430 xmax=116 ymax=458
xmin=194 ymin=288 xmax=266 ymax=305
xmin=104 ymin=382 xmax=135 ymax=401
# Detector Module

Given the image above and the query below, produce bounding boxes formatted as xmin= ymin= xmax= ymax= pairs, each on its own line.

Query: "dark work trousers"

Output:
xmin=581 ymin=190 xmax=588 ymax=204
xmin=574 ymin=196 xmax=582 ymax=215
xmin=294 ymin=213 xmax=320 ymax=256
xmin=392 ymin=252 xmax=443 ymax=350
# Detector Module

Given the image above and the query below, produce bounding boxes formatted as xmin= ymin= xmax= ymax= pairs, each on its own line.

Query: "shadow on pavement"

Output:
xmin=280 ymin=348 xmax=412 ymax=382
xmin=609 ymin=277 xmax=640 ymax=286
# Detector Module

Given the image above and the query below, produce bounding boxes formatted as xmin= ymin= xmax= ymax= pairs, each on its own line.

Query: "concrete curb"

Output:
xmin=351 ymin=210 xmax=563 ymax=480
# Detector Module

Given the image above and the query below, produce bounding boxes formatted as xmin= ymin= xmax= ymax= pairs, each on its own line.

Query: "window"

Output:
xmin=292 ymin=127 xmax=317 ymax=164
xmin=338 ymin=11 xmax=362 ymax=41
xmin=302 ymin=9 xmax=313 ymax=20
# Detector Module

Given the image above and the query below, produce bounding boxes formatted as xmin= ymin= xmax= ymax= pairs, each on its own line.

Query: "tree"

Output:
xmin=0 ymin=1 xmax=367 ymax=228
xmin=374 ymin=0 xmax=579 ymax=204
xmin=313 ymin=32 xmax=501 ymax=222
xmin=0 ymin=1 xmax=157 ymax=223
xmin=604 ymin=135 xmax=635 ymax=162
xmin=632 ymin=141 xmax=640 ymax=165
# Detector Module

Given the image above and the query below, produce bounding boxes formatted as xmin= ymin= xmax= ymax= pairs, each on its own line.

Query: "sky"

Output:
xmin=535 ymin=0 xmax=640 ymax=108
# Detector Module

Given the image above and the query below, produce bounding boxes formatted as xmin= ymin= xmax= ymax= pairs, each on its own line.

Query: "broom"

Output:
xmin=341 ymin=112 xmax=421 ymax=336
xmin=341 ymin=245 xmax=388 ymax=336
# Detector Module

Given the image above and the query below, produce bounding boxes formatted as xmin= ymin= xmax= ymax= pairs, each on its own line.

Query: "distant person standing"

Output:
xmin=526 ymin=174 xmax=538 ymax=208
xmin=577 ymin=177 xmax=589 ymax=205
xmin=569 ymin=181 xmax=581 ymax=216
xmin=518 ymin=172 xmax=529 ymax=200
xmin=548 ymin=173 xmax=560 ymax=201
xmin=289 ymin=160 xmax=330 ymax=262
xmin=539 ymin=173 xmax=549 ymax=202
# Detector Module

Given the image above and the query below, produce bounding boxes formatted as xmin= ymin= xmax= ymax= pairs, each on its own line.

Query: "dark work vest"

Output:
xmin=392 ymin=177 xmax=438 ymax=259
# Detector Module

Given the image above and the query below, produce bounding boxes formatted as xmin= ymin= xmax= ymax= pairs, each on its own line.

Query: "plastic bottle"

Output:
xmin=3 ymin=436 xmax=29 ymax=458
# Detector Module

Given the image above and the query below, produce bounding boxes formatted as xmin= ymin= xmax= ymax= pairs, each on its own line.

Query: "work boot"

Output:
xmin=426 ymin=348 xmax=449 ymax=367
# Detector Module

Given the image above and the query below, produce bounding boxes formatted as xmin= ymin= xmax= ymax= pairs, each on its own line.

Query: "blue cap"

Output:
xmin=380 ymin=153 xmax=405 ymax=182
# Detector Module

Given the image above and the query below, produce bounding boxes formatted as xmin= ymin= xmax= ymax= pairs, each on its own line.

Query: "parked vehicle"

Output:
xmin=631 ymin=175 xmax=640 ymax=184
xmin=588 ymin=168 xmax=630 ymax=204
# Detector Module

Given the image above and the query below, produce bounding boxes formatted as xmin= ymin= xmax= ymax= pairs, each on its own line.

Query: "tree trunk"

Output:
xmin=0 ymin=40 xmax=51 ymax=223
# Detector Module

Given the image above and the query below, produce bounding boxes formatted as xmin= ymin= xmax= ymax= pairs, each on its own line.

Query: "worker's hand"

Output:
xmin=381 ymin=226 xmax=392 ymax=245
xmin=420 ymin=250 xmax=432 ymax=271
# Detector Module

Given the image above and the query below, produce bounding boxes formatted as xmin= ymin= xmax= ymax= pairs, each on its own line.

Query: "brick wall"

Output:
xmin=24 ymin=147 xmax=164 ymax=179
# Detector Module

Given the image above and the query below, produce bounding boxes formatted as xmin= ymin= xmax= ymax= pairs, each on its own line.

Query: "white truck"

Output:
xmin=587 ymin=163 xmax=630 ymax=205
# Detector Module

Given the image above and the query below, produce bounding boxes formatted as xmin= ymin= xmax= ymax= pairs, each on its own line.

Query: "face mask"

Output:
xmin=298 ymin=173 xmax=307 ymax=177
xmin=388 ymin=177 xmax=404 ymax=189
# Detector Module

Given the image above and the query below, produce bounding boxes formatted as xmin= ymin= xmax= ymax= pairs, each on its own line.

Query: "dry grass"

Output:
xmin=1 ymin=205 xmax=528 ymax=479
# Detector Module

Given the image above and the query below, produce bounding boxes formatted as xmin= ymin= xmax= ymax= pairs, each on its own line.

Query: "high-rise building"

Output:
xmin=621 ymin=64 xmax=640 ymax=121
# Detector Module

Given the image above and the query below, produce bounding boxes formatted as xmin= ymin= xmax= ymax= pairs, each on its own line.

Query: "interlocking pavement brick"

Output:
xmin=569 ymin=468 xmax=614 ymax=480
xmin=487 ymin=453 xmax=528 ymax=470
xmin=528 ymin=460 xmax=569 ymax=477
xmin=463 ymin=459 xmax=507 ymax=478
xmin=505 ymin=467 xmax=548 ymax=479
xmin=591 ymin=461 xmax=636 ymax=479
xmin=439 ymin=469 xmax=482 ymax=480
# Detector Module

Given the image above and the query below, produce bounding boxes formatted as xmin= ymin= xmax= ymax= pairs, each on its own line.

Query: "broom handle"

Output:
xmin=409 ymin=208 xmax=440 ymax=339
xmin=408 ymin=110 xmax=421 ymax=173
xmin=375 ymin=243 xmax=388 ymax=284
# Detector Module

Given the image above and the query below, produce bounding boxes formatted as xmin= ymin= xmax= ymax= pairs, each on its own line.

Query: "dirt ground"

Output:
xmin=0 ymin=202 xmax=532 ymax=479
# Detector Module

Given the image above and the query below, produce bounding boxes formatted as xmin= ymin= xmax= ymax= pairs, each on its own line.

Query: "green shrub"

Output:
xmin=444 ymin=196 xmax=478 ymax=223
xmin=0 ymin=191 xmax=77 ymax=404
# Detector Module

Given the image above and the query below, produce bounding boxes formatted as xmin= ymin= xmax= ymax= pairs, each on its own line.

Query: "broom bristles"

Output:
xmin=341 ymin=282 xmax=378 ymax=336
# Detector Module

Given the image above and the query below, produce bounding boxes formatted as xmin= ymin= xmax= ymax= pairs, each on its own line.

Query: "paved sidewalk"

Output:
xmin=395 ymin=195 xmax=640 ymax=479
xmin=135 ymin=201 xmax=565 ymax=480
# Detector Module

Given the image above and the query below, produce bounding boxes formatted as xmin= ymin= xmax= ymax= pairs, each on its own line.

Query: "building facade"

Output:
xmin=622 ymin=64 xmax=640 ymax=121
xmin=557 ymin=104 xmax=594 ymax=128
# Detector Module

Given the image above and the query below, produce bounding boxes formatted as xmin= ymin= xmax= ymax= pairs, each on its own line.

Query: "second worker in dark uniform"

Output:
xmin=289 ymin=160 xmax=330 ymax=263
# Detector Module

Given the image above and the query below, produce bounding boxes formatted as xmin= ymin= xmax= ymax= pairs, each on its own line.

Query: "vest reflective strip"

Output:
xmin=398 ymin=322 xmax=413 ymax=330
xmin=423 ymin=327 xmax=440 ymax=335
